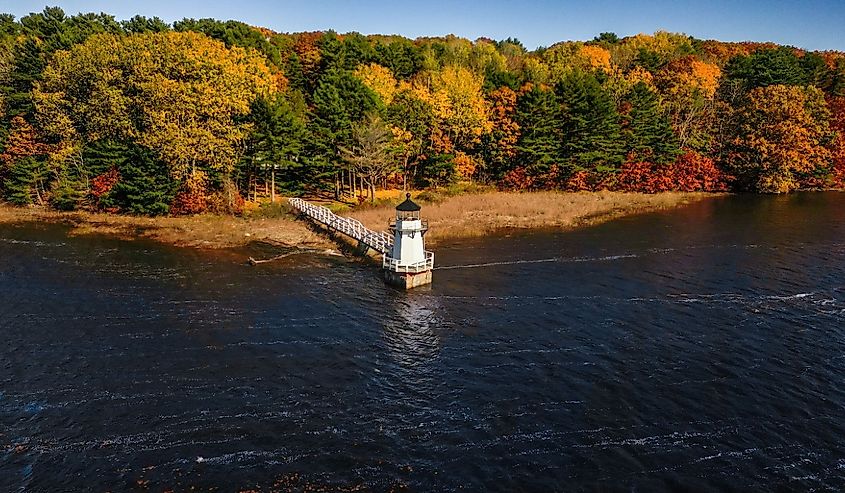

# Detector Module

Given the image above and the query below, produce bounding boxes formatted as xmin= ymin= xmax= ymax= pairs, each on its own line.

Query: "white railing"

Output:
xmin=290 ymin=197 xmax=434 ymax=272
xmin=289 ymin=197 xmax=393 ymax=254
xmin=382 ymin=251 xmax=435 ymax=273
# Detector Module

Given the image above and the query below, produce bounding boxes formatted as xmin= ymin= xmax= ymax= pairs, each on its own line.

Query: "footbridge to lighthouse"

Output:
xmin=289 ymin=197 xmax=434 ymax=288
xmin=288 ymin=197 xmax=394 ymax=255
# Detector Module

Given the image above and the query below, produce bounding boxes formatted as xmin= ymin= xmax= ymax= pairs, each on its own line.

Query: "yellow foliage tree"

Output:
xmin=34 ymin=31 xmax=280 ymax=179
xmin=578 ymin=45 xmax=612 ymax=71
xmin=413 ymin=65 xmax=492 ymax=152
xmin=611 ymin=31 xmax=695 ymax=70
xmin=543 ymin=42 xmax=613 ymax=83
xmin=354 ymin=63 xmax=398 ymax=105
xmin=657 ymin=56 xmax=721 ymax=99
xmin=453 ymin=151 xmax=478 ymax=180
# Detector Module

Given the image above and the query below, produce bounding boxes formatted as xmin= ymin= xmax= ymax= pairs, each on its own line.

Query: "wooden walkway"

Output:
xmin=289 ymin=197 xmax=394 ymax=255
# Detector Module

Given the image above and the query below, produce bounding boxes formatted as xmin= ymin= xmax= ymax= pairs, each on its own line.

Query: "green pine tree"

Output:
xmin=3 ymin=156 xmax=44 ymax=205
xmin=622 ymin=82 xmax=680 ymax=163
xmin=240 ymin=95 xmax=308 ymax=195
xmin=417 ymin=153 xmax=455 ymax=189
xmin=96 ymin=143 xmax=177 ymax=215
xmin=725 ymin=47 xmax=806 ymax=89
xmin=2 ymin=38 xmax=45 ymax=119
xmin=514 ymin=85 xmax=561 ymax=175
xmin=308 ymin=69 xmax=381 ymax=187
xmin=556 ymin=70 xmax=625 ymax=172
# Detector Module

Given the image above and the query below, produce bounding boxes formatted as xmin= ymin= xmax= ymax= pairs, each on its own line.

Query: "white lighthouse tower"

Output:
xmin=383 ymin=193 xmax=434 ymax=289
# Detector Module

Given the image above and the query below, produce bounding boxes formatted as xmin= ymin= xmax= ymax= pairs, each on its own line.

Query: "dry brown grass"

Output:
xmin=0 ymin=190 xmax=718 ymax=250
xmin=0 ymin=206 xmax=332 ymax=249
xmin=348 ymin=190 xmax=720 ymax=244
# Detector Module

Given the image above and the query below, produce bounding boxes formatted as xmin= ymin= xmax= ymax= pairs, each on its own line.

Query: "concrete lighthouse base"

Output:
xmin=384 ymin=269 xmax=432 ymax=290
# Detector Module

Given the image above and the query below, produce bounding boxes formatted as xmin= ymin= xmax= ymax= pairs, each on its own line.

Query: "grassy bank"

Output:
xmin=0 ymin=191 xmax=719 ymax=250
xmin=347 ymin=190 xmax=718 ymax=245
xmin=0 ymin=206 xmax=333 ymax=249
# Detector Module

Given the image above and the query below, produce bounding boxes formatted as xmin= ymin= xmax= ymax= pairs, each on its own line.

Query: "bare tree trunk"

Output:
xmin=271 ymin=167 xmax=275 ymax=203
xmin=334 ymin=172 xmax=340 ymax=200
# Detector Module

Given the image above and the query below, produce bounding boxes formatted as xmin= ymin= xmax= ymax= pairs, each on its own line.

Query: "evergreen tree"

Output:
xmin=82 ymin=139 xmax=133 ymax=177
xmin=240 ymin=95 xmax=308 ymax=194
xmin=801 ymin=52 xmax=830 ymax=89
xmin=121 ymin=15 xmax=170 ymax=34
xmin=593 ymin=32 xmax=619 ymax=45
xmin=386 ymin=90 xmax=435 ymax=142
xmin=173 ymin=18 xmax=280 ymax=67
xmin=342 ymin=33 xmax=376 ymax=70
xmin=514 ymin=85 xmax=561 ymax=174
xmin=556 ymin=70 xmax=625 ymax=172
xmin=417 ymin=153 xmax=455 ymax=189
xmin=2 ymin=38 xmax=44 ymax=119
xmin=725 ymin=47 xmax=806 ymax=89
xmin=375 ymin=39 xmax=423 ymax=80
xmin=484 ymin=67 xmax=519 ymax=91
xmin=3 ymin=156 xmax=43 ymax=205
xmin=92 ymin=142 xmax=177 ymax=215
xmin=317 ymin=31 xmax=346 ymax=73
xmin=622 ymin=82 xmax=680 ymax=163
xmin=309 ymin=69 xmax=381 ymax=170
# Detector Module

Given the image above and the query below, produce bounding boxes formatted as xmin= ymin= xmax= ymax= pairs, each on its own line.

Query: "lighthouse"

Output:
xmin=383 ymin=193 xmax=434 ymax=289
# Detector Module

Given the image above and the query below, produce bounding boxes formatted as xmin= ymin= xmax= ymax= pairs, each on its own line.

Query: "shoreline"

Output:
xmin=0 ymin=191 xmax=723 ymax=251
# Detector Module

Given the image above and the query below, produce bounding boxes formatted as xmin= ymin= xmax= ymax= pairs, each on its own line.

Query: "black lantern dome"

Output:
xmin=396 ymin=193 xmax=421 ymax=220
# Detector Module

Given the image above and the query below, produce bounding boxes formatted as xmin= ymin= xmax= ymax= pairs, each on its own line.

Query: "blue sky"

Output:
xmin=3 ymin=0 xmax=845 ymax=51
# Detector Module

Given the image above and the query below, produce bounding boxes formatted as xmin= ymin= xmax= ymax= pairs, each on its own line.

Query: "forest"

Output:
xmin=1 ymin=7 xmax=845 ymax=215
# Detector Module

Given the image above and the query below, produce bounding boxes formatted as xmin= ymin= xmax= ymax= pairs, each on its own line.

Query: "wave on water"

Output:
xmin=436 ymin=254 xmax=638 ymax=270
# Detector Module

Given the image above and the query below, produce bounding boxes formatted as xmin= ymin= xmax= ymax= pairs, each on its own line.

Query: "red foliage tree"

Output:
xmin=91 ymin=167 xmax=120 ymax=200
xmin=170 ymin=171 xmax=208 ymax=215
xmin=615 ymin=152 xmax=727 ymax=193
xmin=499 ymin=167 xmax=535 ymax=191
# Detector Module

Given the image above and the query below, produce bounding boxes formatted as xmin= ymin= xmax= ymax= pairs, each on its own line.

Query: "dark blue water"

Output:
xmin=2 ymin=193 xmax=845 ymax=492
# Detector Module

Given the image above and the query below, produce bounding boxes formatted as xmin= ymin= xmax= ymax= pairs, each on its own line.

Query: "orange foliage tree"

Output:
xmin=727 ymin=85 xmax=832 ymax=193
xmin=0 ymin=116 xmax=50 ymax=165
xmin=655 ymin=56 xmax=722 ymax=149
xmin=483 ymin=86 xmax=520 ymax=178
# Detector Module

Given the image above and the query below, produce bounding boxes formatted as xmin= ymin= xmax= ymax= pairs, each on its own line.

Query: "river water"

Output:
xmin=1 ymin=193 xmax=845 ymax=492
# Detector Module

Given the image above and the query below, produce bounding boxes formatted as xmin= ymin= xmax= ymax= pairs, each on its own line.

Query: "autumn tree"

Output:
xmin=354 ymin=63 xmax=398 ymax=105
xmin=543 ymin=42 xmax=612 ymax=83
xmin=655 ymin=56 xmax=721 ymax=150
xmin=726 ymin=85 xmax=832 ymax=192
xmin=481 ymin=86 xmax=520 ymax=179
xmin=417 ymin=65 xmax=493 ymax=153
xmin=341 ymin=114 xmax=397 ymax=202
xmin=610 ymin=31 xmax=696 ymax=71
xmin=35 ymin=31 xmax=279 ymax=181
xmin=0 ymin=115 xmax=51 ymax=204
